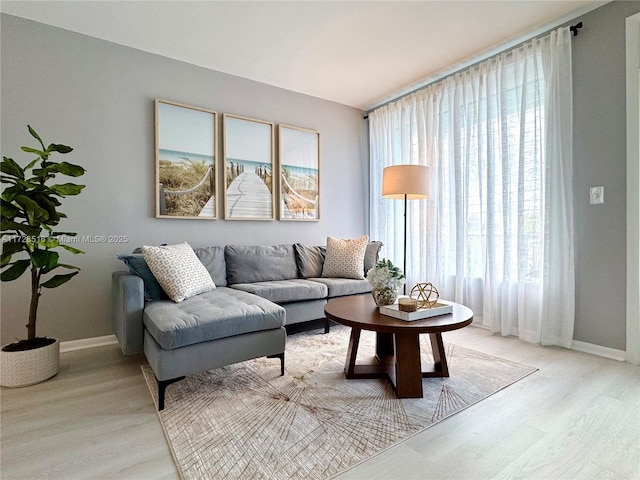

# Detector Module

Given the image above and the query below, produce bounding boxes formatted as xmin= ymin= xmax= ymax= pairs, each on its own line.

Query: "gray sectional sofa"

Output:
xmin=111 ymin=241 xmax=381 ymax=410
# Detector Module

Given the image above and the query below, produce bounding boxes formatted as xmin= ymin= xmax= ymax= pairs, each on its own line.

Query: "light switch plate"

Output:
xmin=590 ymin=186 xmax=604 ymax=205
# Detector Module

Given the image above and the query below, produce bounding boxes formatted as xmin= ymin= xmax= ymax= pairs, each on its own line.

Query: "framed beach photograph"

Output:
xmin=278 ymin=124 xmax=320 ymax=221
xmin=223 ymin=114 xmax=275 ymax=220
xmin=155 ymin=99 xmax=217 ymax=219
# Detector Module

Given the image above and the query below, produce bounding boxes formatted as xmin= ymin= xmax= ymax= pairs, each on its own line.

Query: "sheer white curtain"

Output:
xmin=369 ymin=27 xmax=574 ymax=347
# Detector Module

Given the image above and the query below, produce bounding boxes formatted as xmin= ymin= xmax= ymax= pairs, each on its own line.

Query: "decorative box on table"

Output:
xmin=379 ymin=301 xmax=453 ymax=322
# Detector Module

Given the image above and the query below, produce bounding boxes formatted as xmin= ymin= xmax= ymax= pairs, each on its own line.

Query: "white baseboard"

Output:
xmin=571 ymin=340 xmax=627 ymax=362
xmin=58 ymin=334 xmax=628 ymax=363
xmin=60 ymin=335 xmax=118 ymax=353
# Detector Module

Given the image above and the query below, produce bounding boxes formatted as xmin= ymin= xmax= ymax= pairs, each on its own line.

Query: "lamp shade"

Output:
xmin=382 ymin=164 xmax=430 ymax=200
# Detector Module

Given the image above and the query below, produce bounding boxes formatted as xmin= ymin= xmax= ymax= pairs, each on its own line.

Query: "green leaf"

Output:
xmin=24 ymin=158 xmax=40 ymax=170
xmin=33 ymin=192 xmax=61 ymax=206
xmin=17 ymin=177 xmax=39 ymax=189
xmin=60 ymin=244 xmax=84 ymax=255
xmin=1 ymin=200 xmax=21 ymax=221
xmin=31 ymin=167 xmax=52 ymax=180
xmin=1 ymin=157 xmax=25 ymax=180
xmin=50 ymin=183 xmax=85 ymax=196
xmin=14 ymin=194 xmax=49 ymax=225
xmin=31 ymin=193 xmax=60 ymax=225
xmin=1 ymin=259 xmax=31 ymax=281
xmin=41 ymin=271 xmax=79 ymax=288
xmin=57 ymin=263 xmax=80 ymax=270
xmin=28 ymin=125 xmax=45 ymax=150
xmin=21 ymin=146 xmax=46 ymax=157
xmin=1 ymin=184 xmax=23 ymax=202
xmin=12 ymin=195 xmax=37 ymax=223
xmin=0 ymin=219 xmax=41 ymax=237
xmin=2 ymin=238 xmax=26 ymax=254
xmin=51 ymin=161 xmax=84 ymax=177
xmin=31 ymin=249 xmax=59 ymax=270
xmin=1 ymin=240 xmax=26 ymax=266
xmin=44 ymin=262 xmax=80 ymax=273
xmin=0 ymin=175 xmax=18 ymax=185
xmin=47 ymin=144 xmax=73 ymax=154
xmin=37 ymin=237 xmax=59 ymax=249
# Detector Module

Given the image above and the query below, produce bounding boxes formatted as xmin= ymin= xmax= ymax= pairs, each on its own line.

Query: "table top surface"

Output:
xmin=324 ymin=295 xmax=473 ymax=334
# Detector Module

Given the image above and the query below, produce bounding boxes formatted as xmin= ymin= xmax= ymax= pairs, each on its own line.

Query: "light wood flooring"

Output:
xmin=1 ymin=325 xmax=638 ymax=480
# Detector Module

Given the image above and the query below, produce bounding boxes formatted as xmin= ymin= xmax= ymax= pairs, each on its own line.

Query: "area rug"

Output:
xmin=142 ymin=324 xmax=536 ymax=480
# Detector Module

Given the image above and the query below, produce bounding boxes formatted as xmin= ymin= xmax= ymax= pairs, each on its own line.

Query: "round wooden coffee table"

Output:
xmin=324 ymin=295 xmax=473 ymax=398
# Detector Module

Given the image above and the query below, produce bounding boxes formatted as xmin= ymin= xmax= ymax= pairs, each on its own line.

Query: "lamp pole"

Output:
xmin=403 ymin=193 xmax=408 ymax=295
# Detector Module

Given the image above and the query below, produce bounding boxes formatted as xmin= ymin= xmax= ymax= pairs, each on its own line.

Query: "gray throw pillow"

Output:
xmin=116 ymin=253 xmax=165 ymax=302
xmin=364 ymin=241 xmax=383 ymax=274
xmin=294 ymin=244 xmax=326 ymax=278
xmin=193 ymin=246 xmax=227 ymax=287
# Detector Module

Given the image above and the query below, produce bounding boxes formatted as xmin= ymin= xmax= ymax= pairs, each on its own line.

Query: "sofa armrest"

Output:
xmin=111 ymin=271 xmax=145 ymax=355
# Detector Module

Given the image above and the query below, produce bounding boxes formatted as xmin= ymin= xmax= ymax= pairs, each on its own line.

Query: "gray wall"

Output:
xmin=568 ymin=0 xmax=640 ymax=350
xmin=0 ymin=14 xmax=368 ymax=343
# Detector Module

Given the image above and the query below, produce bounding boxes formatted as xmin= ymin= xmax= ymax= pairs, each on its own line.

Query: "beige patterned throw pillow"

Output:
xmin=321 ymin=235 xmax=369 ymax=279
xmin=142 ymin=242 xmax=215 ymax=303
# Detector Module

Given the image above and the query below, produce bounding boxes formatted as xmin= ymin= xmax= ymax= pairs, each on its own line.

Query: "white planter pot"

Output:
xmin=0 ymin=339 xmax=60 ymax=387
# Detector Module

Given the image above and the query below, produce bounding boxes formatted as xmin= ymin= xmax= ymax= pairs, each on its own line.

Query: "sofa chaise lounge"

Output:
xmin=111 ymin=239 xmax=381 ymax=410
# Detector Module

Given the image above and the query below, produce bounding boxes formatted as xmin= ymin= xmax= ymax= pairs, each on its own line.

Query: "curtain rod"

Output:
xmin=363 ymin=20 xmax=586 ymax=120
xmin=570 ymin=21 xmax=584 ymax=36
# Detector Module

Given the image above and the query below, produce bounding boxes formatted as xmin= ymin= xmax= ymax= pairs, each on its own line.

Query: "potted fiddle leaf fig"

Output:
xmin=1 ymin=126 xmax=85 ymax=387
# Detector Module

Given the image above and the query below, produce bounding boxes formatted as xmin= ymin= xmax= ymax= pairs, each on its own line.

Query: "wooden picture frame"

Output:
xmin=278 ymin=124 xmax=320 ymax=221
xmin=155 ymin=99 xmax=217 ymax=219
xmin=223 ymin=114 xmax=275 ymax=220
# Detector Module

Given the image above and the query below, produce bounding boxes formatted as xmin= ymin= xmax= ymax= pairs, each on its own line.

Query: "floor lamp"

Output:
xmin=382 ymin=164 xmax=430 ymax=294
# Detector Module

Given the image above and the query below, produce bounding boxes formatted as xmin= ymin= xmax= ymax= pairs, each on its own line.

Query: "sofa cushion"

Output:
xmin=193 ymin=246 xmax=227 ymax=287
xmin=142 ymin=242 xmax=216 ymax=303
xmin=322 ymin=235 xmax=369 ymax=280
xmin=294 ymin=244 xmax=326 ymax=278
xmin=308 ymin=278 xmax=372 ymax=298
xmin=116 ymin=253 xmax=166 ymax=301
xmin=143 ymin=287 xmax=285 ymax=350
xmin=230 ymin=279 xmax=328 ymax=303
xmin=225 ymin=244 xmax=298 ymax=284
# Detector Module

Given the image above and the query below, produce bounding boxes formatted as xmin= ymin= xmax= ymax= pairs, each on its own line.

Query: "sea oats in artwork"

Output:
xmin=143 ymin=325 xmax=536 ymax=480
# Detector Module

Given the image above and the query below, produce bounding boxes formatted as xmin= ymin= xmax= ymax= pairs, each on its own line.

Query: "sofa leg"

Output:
xmin=324 ymin=318 xmax=330 ymax=334
xmin=267 ymin=352 xmax=285 ymax=376
xmin=156 ymin=376 xmax=185 ymax=411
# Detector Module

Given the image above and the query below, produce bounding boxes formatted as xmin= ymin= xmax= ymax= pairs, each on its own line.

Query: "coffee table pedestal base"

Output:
xmin=344 ymin=329 xmax=450 ymax=399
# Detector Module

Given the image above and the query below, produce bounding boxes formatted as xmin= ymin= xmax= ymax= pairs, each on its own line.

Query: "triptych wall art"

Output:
xmin=154 ymin=99 xmax=320 ymax=221
xmin=278 ymin=124 xmax=320 ymax=221
xmin=155 ymin=100 xmax=217 ymax=219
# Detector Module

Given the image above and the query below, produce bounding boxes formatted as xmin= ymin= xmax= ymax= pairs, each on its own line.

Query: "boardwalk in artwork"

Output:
xmin=226 ymin=172 xmax=273 ymax=219
xmin=198 ymin=196 xmax=215 ymax=217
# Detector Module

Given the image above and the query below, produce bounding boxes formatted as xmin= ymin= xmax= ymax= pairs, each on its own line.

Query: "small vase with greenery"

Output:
xmin=366 ymin=258 xmax=405 ymax=306
xmin=1 ymin=126 xmax=85 ymax=386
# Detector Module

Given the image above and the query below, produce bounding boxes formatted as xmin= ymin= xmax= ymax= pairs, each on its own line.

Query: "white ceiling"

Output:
xmin=0 ymin=0 xmax=604 ymax=110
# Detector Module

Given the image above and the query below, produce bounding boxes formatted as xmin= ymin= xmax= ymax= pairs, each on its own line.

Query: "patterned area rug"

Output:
xmin=142 ymin=324 xmax=536 ymax=480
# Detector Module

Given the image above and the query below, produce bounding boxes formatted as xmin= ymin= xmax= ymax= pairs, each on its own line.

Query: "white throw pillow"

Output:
xmin=321 ymin=235 xmax=369 ymax=280
xmin=142 ymin=242 xmax=215 ymax=303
